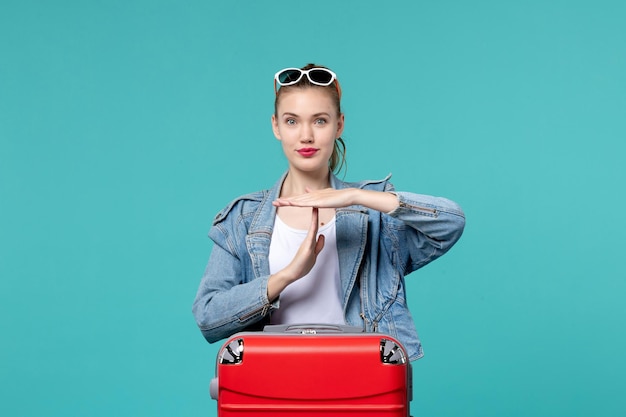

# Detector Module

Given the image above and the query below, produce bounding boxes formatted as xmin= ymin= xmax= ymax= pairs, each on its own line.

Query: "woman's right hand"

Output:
xmin=266 ymin=207 xmax=325 ymax=301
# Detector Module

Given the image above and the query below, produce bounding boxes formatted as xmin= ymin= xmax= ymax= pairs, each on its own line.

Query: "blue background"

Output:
xmin=1 ymin=1 xmax=625 ymax=416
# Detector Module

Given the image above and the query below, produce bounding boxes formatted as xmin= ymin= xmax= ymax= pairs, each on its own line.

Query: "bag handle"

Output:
xmin=262 ymin=323 xmax=363 ymax=334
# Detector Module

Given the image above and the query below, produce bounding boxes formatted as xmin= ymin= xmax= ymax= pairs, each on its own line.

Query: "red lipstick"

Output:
xmin=297 ymin=148 xmax=318 ymax=157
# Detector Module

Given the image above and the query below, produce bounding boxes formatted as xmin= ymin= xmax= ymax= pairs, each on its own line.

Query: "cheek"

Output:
xmin=322 ymin=127 xmax=339 ymax=142
xmin=279 ymin=127 xmax=298 ymax=141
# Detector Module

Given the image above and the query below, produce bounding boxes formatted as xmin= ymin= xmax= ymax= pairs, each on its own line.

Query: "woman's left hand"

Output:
xmin=273 ymin=188 xmax=356 ymax=209
xmin=273 ymin=187 xmax=399 ymax=213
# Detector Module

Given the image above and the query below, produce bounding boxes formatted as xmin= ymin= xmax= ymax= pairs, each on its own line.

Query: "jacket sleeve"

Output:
xmin=386 ymin=189 xmax=466 ymax=273
xmin=192 ymin=217 xmax=275 ymax=344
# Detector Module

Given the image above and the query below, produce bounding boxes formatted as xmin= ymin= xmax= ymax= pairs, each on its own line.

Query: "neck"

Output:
xmin=281 ymin=169 xmax=331 ymax=197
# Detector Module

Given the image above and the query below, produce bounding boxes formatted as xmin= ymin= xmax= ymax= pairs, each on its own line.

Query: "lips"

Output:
xmin=297 ymin=148 xmax=319 ymax=157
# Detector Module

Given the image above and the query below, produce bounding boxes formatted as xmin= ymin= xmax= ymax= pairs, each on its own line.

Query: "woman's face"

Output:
xmin=272 ymin=87 xmax=344 ymax=176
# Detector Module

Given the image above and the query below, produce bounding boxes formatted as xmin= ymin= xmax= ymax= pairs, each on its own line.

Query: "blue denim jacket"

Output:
xmin=193 ymin=172 xmax=465 ymax=361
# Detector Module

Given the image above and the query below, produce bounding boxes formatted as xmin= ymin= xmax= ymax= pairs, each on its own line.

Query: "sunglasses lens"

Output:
xmin=308 ymin=69 xmax=334 ymax=85
xmin=277 ymin=69 xmax=302 ymax=85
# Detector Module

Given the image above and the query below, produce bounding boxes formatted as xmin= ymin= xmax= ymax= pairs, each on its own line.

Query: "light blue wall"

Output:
xmin=1 ymin=1 xmax=625 ymax=416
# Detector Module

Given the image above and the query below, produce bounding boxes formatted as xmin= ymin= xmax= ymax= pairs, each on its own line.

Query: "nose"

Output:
xmin=301 ymin=124 xmax=313 ymax=143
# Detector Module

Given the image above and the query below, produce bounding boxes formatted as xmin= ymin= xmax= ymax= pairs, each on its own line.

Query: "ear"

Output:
xmin=271 ymin=114 xmax=281 ymax=140
xmin=336 ymin=113 xmax=345 ymax=138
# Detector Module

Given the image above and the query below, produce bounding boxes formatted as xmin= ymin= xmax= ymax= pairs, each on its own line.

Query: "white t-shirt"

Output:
xmin=269 ymin=214 xmax=345 ymax=325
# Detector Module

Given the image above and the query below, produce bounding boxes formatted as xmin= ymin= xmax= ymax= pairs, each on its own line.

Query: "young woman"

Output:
xmin=192 ymin=64 xmax=465 ymax=361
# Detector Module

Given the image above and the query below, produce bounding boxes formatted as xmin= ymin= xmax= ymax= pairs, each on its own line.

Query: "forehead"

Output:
xmin=276 ymin=87 xmax=338 ymax=114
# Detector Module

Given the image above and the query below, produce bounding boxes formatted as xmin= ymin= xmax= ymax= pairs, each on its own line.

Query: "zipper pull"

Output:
xmin=360 ymin=313 xmax=368 ymax=331
xmin=261 ymin=303 xmax=270 ymax=317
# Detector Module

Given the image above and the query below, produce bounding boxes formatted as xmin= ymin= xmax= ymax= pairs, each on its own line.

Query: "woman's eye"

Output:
xmin=315 ymin=118 xmax=327 ymax=125
xmin=285 ymin=118 xmax=296 ymax=125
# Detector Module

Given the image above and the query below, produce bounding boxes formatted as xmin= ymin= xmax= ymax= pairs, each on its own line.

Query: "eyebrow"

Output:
xmin=281 ymin=112 xmax=331 ymax=118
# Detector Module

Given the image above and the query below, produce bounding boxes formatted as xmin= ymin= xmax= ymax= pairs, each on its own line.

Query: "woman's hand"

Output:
xmin=267 ymin=207 xmax=325 ymax=301
xmin=267 ymin=189 xmax=399 ymax=301
xmin=273 ymin=187 xmax=356 ymax=208
xmin=273 ymin=187 xmax=399 ymax=213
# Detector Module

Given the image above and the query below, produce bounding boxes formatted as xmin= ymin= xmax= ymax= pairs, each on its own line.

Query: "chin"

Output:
xmin=290 ymin=163 xmax=329 ymax=174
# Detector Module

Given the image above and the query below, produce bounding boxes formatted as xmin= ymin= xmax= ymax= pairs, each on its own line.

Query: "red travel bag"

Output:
xmin=209 ymin=324 xmax=413 ymax=416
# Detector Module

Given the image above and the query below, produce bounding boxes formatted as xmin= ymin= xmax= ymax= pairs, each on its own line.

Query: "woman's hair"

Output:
xmin=274 ymin=63 xmax=347 ymax=175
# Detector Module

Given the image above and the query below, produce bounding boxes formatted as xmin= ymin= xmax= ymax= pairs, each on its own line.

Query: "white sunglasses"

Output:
xmin=274 ymin=67 xmax=341 ymax=98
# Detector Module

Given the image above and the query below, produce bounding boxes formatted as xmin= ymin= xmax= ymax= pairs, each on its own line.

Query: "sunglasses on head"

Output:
xmin=274 ymin=67 xmax=342 ymax=98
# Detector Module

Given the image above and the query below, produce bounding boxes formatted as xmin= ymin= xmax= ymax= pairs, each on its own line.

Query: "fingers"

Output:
xmin=281 ymin=208 xmax=325 ymax=284
xmin=307 ymin=207 xmax=324 ymax=251
xmin=309 ymin=206 xmax=319 ymax=234
xmin=309 ymin=207 xmax=324 ymax=254
xmin=273 ymin=188 xmax=350 ymax=208
xmin=272 ymin=198 xmax=292 ymax=207
xmin=315 ymin=233 xmax=325 ymax=255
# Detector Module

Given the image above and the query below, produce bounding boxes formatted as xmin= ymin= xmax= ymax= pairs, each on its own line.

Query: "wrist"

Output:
xmin=267 ymin=270 xmax=294 ymax=301
xmin=352 ymin=189 xmax=399 ymax=213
